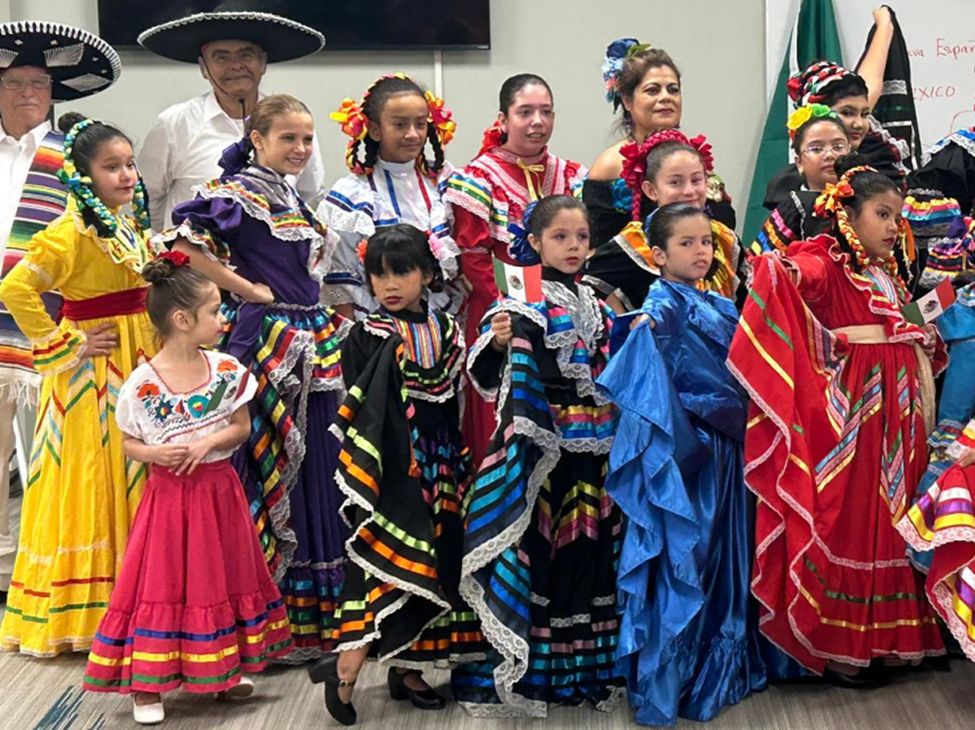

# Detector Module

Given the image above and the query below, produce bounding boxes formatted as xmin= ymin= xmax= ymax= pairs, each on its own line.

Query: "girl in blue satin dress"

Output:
xmin=596 ymin=202 xmax=772 ymax=726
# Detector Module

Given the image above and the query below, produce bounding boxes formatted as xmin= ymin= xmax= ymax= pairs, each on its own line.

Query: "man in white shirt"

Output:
xmin=137 ymin=13 xmax=327 ymax=230
xmin=0 ymin=20 xmax=122 ymax=599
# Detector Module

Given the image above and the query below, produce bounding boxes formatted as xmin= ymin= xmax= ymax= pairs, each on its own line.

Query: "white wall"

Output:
xmin=7 ymin=0 xmax=767 ymax=230
xmin=767 ymin=1 xmax=975 ymax=150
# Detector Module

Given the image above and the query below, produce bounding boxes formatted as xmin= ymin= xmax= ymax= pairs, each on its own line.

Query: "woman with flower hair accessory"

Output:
xmin=584 ymin=130 xmax=745 ymax=312
xmin=0 ymin=112 xmax=159 ymax=657
xmin=318 ymin=74 xmax=464 ymax=322
xmin=155 ymin=94 xmax=349 ymax=662
xmin=444 ymin=74 xmax=585 ymax=466
xmin=752 ymin=105 xmax=850 ymax=255
xmin=729 ymin=157 xmax=947 ymax=687
xmin=584 ymin=39 xmax=736 ymax=248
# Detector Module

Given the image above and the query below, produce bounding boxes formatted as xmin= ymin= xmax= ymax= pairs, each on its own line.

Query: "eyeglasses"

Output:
xmin=801 ymin=142 xmax=850 ymax=157
xmin=0 ymin=75 xmax=53 ymax=91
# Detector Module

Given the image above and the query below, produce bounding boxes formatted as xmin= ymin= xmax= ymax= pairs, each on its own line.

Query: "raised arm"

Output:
xmin=856 ymin=6 xmax=895 ymax=111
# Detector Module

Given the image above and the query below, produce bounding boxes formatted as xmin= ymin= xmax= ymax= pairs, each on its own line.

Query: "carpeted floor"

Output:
xmin=1 ymin=648 xmax=973 ymax=730
xmin=4 ymin=493 xmax=975 ymax=730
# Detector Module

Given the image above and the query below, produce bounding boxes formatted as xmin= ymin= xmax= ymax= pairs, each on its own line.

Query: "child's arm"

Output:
xmin=122 ymin=434 xmax=188 ymax=469
xmin=855 ymin=6 xmax=895 ymax=111
xmin=490 ymin=312 xmax=513 ymax=351
xmin=172 ymin=239 xmax=274 ymax=304
xmin=173 ymin=405 xmax=250 ymax=476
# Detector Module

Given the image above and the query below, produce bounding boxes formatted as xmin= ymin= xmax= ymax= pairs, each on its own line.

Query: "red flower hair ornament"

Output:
xmin=619 ymin=130 xmax=715 ymax=220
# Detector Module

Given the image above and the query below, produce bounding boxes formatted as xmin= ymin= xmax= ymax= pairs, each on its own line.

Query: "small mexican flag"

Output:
xmin=903 ymin=278 xmax=956 ymax=325
xmin=494 ymin=258 xmax=543 ymax=303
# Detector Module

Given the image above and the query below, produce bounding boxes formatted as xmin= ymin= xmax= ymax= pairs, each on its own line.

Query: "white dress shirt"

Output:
xmin=138 ymin=90 xmax=325 ymax=231
xmin=0 ymin=119 xmax=51 ymax=259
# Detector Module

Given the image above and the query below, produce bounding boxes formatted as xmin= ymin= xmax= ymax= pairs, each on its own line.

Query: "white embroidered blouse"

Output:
xmin=115 ymin=350 xmax=256 ymax=463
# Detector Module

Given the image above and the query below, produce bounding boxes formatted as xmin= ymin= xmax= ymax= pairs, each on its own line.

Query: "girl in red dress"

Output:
xmin=84 ymin=254 xmax=291 ymax=724
xmin=729 ymin=155 xmax=946 ymax=687
xmin=444 ymin=74 xmax=586 ymax=464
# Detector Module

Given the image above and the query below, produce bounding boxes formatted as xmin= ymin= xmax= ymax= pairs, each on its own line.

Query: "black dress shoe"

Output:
xmin=387 ymin=668 xmax=447 ymax=710
xmin=822 ymin=664 xmax=890 ymax=690
xmin=307 ymin=654 xmax=357 ymax=725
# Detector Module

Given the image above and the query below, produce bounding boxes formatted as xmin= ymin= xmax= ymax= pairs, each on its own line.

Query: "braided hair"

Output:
xmin=832 ymin=153 xmax=911 ymax=285
xmin=352 ymin=76 xmax=445 ymax=176
xmin=57 ymin=112 xmax=149 ymax=238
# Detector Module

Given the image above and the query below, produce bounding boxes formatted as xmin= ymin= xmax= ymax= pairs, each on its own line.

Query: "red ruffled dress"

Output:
xmin=728 ymin=235 xmax=946 ymax=671
xmin=444 ymin=141 xmax=585 ymax=464
xmin=84 ymin=351 xmax=292 ymax=695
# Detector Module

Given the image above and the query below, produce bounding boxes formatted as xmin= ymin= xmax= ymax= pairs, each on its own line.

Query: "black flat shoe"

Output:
xmin=387 ymin=668 xmax=447 ymax=710
xmin=308 ymin=654 xmax=357 ymax=725
xmin=822 ymin=665 xmax=889 ymax=690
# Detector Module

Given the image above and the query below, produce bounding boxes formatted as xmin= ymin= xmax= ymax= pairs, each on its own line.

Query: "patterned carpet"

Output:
xmin=4 ymin=492 xmax=975 ymax=729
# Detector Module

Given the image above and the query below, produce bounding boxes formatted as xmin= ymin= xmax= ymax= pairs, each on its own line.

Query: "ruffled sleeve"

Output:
xmin=753 ymin=193 xmax=807 ymax=255
xmin=0 ymin=219 xmax=86 ymax=375
xmin=114 ymin=369 xmax=145 ymax=440
xmin=640 ymin=291 xmax=682 ymax=336
xmin=317 ymin=175 xmax=376 ymax=307
xmin=905 ymin=136 xmax=975 ymax=252
xmin=858 ymin=119 xmax=909 ymax=187
xmin=233 ymin=364 xmax=257 ymax=410
xmin=153 ymin=194 xmax=242 ymax=266
xmin=444 ymin=169 xmax=497 ymax=252
xmin=764 ymin=164 xmax=804 ymax=211
xmin=782 ymin=237 xmax=834 ymax=303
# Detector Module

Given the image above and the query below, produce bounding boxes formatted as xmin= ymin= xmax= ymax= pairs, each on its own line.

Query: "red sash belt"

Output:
xmin=62 ymin=287 xmax=148 ymax=321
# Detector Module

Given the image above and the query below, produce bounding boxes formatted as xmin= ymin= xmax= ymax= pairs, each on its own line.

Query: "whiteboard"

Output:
xmin=767 ymin=1 xmax=975 ymax=150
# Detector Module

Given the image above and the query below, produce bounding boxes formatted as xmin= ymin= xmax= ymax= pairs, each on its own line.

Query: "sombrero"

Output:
xmin=0 ymin=20 xmax=121 ymax=102
xmin=137 ymin=10 xmax=325 ymax=64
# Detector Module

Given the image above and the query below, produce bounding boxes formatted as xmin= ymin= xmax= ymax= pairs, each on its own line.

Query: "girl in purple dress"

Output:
xmin=157 ymin=94 xmax=348 ymax=661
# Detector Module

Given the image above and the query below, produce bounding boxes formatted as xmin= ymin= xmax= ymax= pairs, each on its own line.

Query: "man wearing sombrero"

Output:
xmin=0 ymin=20 xmax=120 ymax=602
xmin=137 ymin=6 xmax=326 ymax=230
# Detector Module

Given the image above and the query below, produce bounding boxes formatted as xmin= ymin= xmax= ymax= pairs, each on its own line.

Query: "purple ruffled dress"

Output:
xmin=159 ymin=163 xmax=349 ymax=661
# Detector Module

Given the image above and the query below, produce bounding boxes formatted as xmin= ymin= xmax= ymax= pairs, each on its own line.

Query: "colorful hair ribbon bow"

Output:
xmin=425 ymin=91 xmax=456 ymax=147
xmin=158 ymin=250 xmax=191 ymax=268
xmin=478 ymin=119 xmax=505 ymax=157
xmin=507 ymin=200 xmax=541 ymax=265
xmin=331 ymin=98 xmax=369 ymax=141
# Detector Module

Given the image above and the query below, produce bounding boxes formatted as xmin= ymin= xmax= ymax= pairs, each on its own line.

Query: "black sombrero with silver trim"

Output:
xmin=137 ymin=11 xmax=325 ymax=64
xmin=0 ymin=20 xmax=121 ymax=102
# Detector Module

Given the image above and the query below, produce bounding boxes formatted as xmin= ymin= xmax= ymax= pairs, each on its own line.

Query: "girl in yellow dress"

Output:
xmin=0 ymin=113 xmax=158 ymax=657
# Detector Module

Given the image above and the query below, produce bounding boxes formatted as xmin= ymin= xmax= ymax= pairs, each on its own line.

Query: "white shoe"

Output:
xmin=132 ymin=695 xmax=165 ymax=725
xmin=217 ymin=675 xmax=254 ymax=700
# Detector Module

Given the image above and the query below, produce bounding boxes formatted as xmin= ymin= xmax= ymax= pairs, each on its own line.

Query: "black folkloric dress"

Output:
xmin=454 ymin=269 xmax=625 ymax=717
xmin=329 ymin=306 xmax=484 ymax=666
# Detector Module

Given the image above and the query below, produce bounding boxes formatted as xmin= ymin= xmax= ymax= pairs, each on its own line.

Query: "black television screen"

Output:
xmin=97 ymin=1 xmax=490 ymax=51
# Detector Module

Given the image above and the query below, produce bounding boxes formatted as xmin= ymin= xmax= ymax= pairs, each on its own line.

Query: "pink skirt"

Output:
xmin=84 ymin=460 xmax=292 ymax=694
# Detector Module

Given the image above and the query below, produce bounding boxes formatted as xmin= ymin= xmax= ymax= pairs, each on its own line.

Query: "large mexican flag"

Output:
xmin=743 ymin=0 xmax=843 ymax=242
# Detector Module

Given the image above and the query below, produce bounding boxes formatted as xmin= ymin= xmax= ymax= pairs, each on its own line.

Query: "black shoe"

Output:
xmin=822 ymin=665 xmax=890 ymax=690
xmin=387 ymin=668 xmax=447 ymax=710
xmin=307 ymin=654 xmax=357 ymax=725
